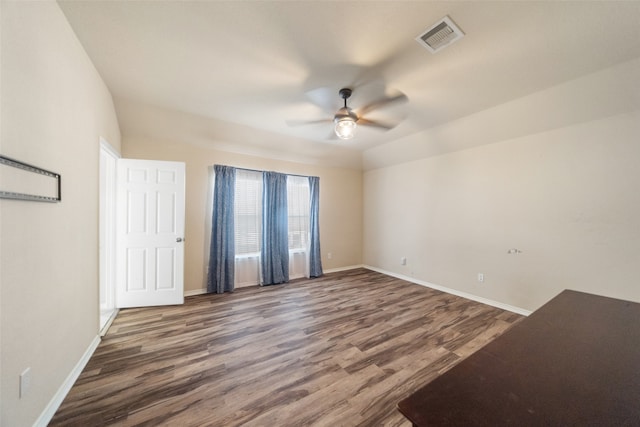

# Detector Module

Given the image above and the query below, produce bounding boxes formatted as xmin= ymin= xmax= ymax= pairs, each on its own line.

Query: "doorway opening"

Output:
xmin=99 ymin=139 xmax=119 ymax=334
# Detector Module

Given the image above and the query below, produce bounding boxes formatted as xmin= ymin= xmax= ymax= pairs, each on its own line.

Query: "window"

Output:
xmin=208 ymin=165 xmax=322 ymax=292
xmin=287 ymin=176 xmax=310 ymax=251
xmin=232 ymin=171 xmax=312 ymax=285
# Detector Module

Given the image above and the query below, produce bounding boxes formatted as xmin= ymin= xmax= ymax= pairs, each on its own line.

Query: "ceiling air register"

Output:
xmin=415 ymin=16 xmax=465 ymax=53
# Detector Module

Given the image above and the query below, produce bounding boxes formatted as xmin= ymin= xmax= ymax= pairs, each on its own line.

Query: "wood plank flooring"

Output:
xmin=50 ymin=268 xmax=522 ymax=426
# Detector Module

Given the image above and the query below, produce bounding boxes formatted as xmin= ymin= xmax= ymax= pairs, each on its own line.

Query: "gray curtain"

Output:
xmin=207 ymin=165 xmax=236 ymax=293
xmin=308 ymin=176 xmax=323 ymax=278
xmin=261 ymin=171 xmax=289 ymax=285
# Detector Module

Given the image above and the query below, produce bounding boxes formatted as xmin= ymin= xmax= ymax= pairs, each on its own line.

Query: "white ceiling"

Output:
xmin=58 ymin=1 xmax=640 ymax=168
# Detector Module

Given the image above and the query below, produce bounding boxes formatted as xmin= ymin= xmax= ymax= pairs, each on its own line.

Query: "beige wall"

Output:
xmin=364 ymin=61 xmax=640 ymax=312
xmin=122 ymin=136 xmax=362 ymax=293
xmin=0 ymin=2 xmax=121 ymax=425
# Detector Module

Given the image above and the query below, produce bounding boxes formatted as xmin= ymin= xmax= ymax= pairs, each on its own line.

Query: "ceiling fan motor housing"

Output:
xmin=334 ymin=107 xmax=357 ymax=121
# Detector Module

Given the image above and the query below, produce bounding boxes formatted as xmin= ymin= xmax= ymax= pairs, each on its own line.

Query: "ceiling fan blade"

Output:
xmin=356 ymin=118 xmax=398 ymax=130
xmin=305 ymin=87 xmax=341 ymax=113
xmin=286 ymin=118 xmax=332 ymax=127
xmin=356 ymin=92 xmax=408 ymax=117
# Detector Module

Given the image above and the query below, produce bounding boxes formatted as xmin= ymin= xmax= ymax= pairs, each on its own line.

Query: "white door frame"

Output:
xmin=99 ymin=138 xmax=119 ymax=334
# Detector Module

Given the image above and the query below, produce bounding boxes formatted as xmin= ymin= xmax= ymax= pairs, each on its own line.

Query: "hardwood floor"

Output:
xmin=50 ymin=268 xmax=522 ymax=426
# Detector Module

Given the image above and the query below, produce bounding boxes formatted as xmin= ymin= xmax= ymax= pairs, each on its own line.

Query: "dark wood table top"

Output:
xmin=397 ymin=290 xmax=640 ymax=426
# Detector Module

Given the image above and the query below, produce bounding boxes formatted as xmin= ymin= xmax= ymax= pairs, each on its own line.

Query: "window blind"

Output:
xmin=234 ymin=169 xmax=262 ymax=255
xmin=287 ymin=175 xmax=310 ymax=251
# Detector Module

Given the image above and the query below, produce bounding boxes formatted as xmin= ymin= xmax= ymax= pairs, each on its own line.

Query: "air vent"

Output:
xmin=415 ymin=16 xmax=464 ymax=54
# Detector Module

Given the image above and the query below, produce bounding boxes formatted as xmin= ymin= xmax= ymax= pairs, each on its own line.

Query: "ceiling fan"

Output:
xmin=291 ymin=86 xmax=408 ymax=140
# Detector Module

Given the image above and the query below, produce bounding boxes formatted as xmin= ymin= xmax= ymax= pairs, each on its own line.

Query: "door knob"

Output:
xmin=176 ymin=237 xmax=184 ymax=242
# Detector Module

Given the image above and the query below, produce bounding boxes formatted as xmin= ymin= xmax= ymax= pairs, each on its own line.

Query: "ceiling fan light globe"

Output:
xmin=334 ymin=117 xmax=356 ymax=140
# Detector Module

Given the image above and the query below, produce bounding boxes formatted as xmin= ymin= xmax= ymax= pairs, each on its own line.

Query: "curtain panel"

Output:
xmin=207 ymin=165 xmax=236 ymax=293
xmin=261 ymin=171 xmax=289 ymax=285
xmin=308 ymin=176 xmax=323 ymax=278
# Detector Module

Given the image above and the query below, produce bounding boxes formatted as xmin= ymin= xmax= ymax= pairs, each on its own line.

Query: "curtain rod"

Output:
xmin=215 ymin=164 xmax=318 ymax=180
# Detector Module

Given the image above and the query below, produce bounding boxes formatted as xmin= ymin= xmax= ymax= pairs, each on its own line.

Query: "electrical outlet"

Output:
xmin=477 ymin=273 xmax=484 ymax=283
xmin=401 ymin=257 xmax=407 ymax=266
xmin=327 ymin=252 xmax=332 ymax=260
xmin=20 ymin=368 xmax=31 ymax=398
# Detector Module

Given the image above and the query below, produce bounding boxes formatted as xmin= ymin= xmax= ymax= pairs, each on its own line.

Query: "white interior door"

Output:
xmin=116 ymin=159 xmax=185 ymax=308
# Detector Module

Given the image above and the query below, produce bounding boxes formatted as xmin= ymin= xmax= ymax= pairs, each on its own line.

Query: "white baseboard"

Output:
xmin=324 ymin=264 xmax=365 ymax=274
xmin=184 ymin=288 xmax=208 ymax=297
xmin=34 ymin=335 xmax=102 ymax=427
xmin=100 ymin=309 xmax=119 ymax=337
xmin=363 ymin=265 xmax=532 ymax=316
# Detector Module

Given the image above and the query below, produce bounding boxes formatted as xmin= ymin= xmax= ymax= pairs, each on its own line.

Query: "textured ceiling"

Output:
xmin=58 ymin=1 xmax=640 ymax=168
